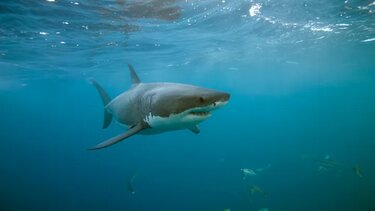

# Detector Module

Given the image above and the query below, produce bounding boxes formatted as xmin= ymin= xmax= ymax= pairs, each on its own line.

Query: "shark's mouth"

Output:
xmin=189 ymin=111 xmax=211 ymax=116
xmin=188 ymin=101 xmax=228 ymax=117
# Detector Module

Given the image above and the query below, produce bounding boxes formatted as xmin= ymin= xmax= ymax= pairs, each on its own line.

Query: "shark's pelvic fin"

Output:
xmin=88 ymin=123 xmax=144 ymax=150
xmin=128 ymin=64 xmax=141 ymax=85
xmin=188 ymin=125 xmax=200 ymax=134
xmin=90 ymin=79 xmax=113 ymax=129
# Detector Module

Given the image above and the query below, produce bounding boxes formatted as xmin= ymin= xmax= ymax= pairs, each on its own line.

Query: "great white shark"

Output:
xmin=89 ymin=64 xmax=230 ymax=150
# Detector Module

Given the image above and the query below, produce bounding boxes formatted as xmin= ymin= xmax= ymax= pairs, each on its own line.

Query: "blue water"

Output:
xmin=1 ymin=0 xmax=375 ymax=210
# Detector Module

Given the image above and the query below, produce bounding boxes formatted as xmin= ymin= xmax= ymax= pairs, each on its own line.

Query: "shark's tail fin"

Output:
xmin=89 ymin=79 xmax=113 ymax=129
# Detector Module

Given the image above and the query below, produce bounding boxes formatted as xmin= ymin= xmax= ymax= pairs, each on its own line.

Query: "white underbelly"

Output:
xmin=144 ymin=113 xmax=207 ymax=130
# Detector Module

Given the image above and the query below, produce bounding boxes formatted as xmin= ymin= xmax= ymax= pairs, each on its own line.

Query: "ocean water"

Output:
xmin=1 ymin=0 xmax=375 ymax=210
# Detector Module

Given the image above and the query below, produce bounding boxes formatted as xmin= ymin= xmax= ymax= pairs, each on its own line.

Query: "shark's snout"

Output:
xmin=220 ymin=92 xmax=230 ymax=102
xmin=202 ymin=91 xmax=230 ymax=105
xmin=187 ymin=91 xmax=230 ymax=118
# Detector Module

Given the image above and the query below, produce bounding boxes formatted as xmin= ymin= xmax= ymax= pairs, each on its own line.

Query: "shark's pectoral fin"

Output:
xmin=188 ymin=125 xmax=200 ymax=134
xmin=89 ymin=123 xmax=144 ymax=150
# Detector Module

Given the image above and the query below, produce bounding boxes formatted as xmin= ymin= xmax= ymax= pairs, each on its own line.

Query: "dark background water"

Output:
xmin=1 ymin=0 xmax=375 ymax=210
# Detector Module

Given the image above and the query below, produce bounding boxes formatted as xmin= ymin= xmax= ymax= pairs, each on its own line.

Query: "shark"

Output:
xmin=89 ymin=64 xmax=230 ymax=150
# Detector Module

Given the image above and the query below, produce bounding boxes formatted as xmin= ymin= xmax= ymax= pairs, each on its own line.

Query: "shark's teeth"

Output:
xmin=190 ymin=111 xmax=210 ymax=116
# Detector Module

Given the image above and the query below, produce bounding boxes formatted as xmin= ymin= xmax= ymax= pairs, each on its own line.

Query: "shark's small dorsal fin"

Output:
xmin=128 ymin=64 xmax=141 ymax=85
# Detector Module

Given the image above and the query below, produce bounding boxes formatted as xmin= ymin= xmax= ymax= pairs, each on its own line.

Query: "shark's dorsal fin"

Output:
xmin=128 ymin=64 xmax=141 ymax=85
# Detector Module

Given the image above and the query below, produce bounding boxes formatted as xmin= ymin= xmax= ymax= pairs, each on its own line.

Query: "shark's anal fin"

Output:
xmin=89 ymin=123 xmax=144 ymax=150
xmin=188 ymin=125 xmax=200 ymax=134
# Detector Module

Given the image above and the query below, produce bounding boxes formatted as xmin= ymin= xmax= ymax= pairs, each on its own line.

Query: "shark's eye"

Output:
xmin=199 ymin=97 xmax=205 ymax=103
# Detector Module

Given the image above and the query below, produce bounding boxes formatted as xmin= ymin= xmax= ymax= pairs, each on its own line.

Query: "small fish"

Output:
xmin=311 ymin=155 xmax=363 ymax=178
xmin=313 ymin=155 xmax=341 ymax=170
xmin=258 ymin=208 xmax=269 ymax=211
xmin=313 ymin=155 xmax=347 ymax=171
xmin=255 ymin=163 xmax=272 ymax=173
xmin=127 ymin=172 xmax=137 ymax=194
xmin=249 ymin=185 xmax=268 ymax=196
xmin=241 ymin=168 xmax=257 ymax=179
xmin=223 ymin=209 xmax=231 ymax=211
xmin=353 ymin=165 xmax=363 ymax=178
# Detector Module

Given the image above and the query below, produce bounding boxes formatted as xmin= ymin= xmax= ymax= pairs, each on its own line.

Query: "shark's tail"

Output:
xmin=89 ymin=79 xmax=113 ymax=129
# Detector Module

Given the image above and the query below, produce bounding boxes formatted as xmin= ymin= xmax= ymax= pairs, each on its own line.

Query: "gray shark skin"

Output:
xmin=89 ymin=64 xmax=230 ymax=150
